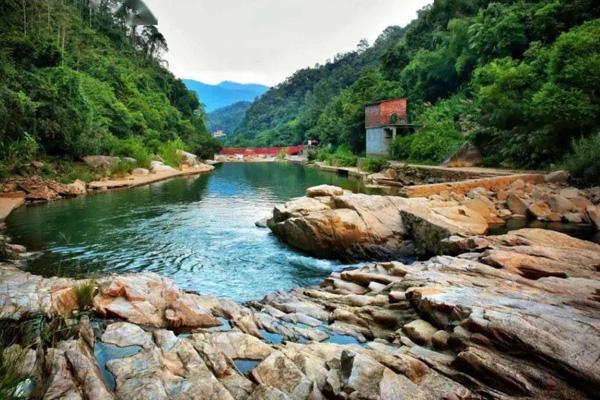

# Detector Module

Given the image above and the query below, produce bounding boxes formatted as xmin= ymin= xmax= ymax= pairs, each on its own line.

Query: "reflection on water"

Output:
xmin=6 ymin=163 xmax=371 ymax=302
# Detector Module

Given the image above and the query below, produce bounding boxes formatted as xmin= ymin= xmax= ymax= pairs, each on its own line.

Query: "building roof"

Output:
xmin=365 ymin=98 xmax=407 ymax=107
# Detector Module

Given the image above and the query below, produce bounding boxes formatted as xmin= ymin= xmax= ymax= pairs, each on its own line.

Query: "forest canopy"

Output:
xmin=230 ymin=0 xmax=600 ymax=181
xmin=0 ymin=0 xmax=221 ymax=169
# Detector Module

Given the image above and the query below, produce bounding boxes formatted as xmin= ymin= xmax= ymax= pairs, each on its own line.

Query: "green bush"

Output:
xmin=6 ymin=133 xmax=39 ymax=162
xmin=158 ymin=139 xmax=186 ymax=168
xmin=38 ymin=159 xmax=99 ymax=183
xmin=327 ymin=146 xmax=358 ymax=167
xmin=562 ymin=133 xmax=600 ymax=185
xmin=392 ymin=131 xmax=463 ymax=164
xmin=315 ymin=148 xmax=333 ymax=162
xmin=0 ymin=164 xmax=9 ymax=181
xmin=110 ymin=137 xmax=152 ymax=169
xmin=109 ymin=159 xmax=136 ymax=178
xmin=357 ymin=157 xmax=388 ymax=172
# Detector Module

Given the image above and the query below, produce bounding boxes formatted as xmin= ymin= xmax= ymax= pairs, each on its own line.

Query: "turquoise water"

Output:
xmin=6 ymin=163 xmax=370 ymax=301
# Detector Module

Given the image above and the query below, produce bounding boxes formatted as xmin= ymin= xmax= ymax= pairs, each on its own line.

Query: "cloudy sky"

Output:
xmin=144 ymin=0 xmax=432 ymax=86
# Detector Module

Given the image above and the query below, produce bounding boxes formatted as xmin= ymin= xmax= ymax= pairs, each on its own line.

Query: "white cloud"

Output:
xmin=144 ymin=0 xmax=432 ymax=85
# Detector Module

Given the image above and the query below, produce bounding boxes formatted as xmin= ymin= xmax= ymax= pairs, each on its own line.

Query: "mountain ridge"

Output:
xmin=183 ymin=80 xmax=269 ymax=112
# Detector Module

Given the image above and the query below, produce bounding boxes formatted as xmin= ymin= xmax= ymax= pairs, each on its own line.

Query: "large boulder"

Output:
xmin=399 ymin=201 xmax=488 ymax=255
xmin=443 ymin=142 xmax=482 ymax=167
xmin=177 ymin=150 xmax=199 ymax=166
xmin=82 ymin=155 xmax=120 ymax=169
xmin=268 ymin=187 xmax=489 ymax=260
xmin=94 ymin=273 xmax=221 ymax=328
xmin=544 ymin=170 xmax=570 ymax=184
xmin=305 ymin=185 xmax=344 ymax=198
xmin=150 ymin=161 xmax=178 ymax=173
xmin=268 ymin=191 xmax=413 ymax=261
xmin=587 ymin=206 xmax=600 ymax=230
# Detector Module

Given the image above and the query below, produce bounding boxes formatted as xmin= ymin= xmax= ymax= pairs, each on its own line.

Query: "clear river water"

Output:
xmin=6 ymin=163 xmax=373 ymax=302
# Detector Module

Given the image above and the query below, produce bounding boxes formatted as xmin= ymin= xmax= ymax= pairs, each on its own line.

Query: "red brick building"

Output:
xmin=365 ymin=99 xmax=408 ymax=156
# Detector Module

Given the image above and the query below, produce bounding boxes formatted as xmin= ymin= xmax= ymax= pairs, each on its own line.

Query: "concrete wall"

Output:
xmin=366 ymin=128 xmax=390 ymax=156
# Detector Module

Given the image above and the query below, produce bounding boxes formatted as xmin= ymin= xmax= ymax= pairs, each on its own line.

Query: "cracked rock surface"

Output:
xmin=267 ymin=187 xmax=488 ymax=260
xmin=1 ymin=228 xmax=599 ymax=399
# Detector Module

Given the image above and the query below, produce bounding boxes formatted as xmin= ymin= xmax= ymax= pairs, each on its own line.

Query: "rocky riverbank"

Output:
xmin=0 ymin=156 xmax=214 ymax=216
xmin=267 ymin=179 xmax=600 ymax=260
xmin=0 ymin=227 xmax=598 ymax=399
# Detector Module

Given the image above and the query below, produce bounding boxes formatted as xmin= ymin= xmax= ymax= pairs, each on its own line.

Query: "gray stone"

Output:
xmin=544 ymin=170 xmax=570 ymax=184
xmin=402 ymin=319 xmax=438 ymax=345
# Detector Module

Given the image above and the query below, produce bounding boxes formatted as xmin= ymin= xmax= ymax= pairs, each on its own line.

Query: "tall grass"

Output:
xmin=74 ymin=281 xmax=96 ymax=311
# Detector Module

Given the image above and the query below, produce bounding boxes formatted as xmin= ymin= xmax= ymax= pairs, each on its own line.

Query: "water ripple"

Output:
xmin=6 ymin=163 xmax=371 ymax=301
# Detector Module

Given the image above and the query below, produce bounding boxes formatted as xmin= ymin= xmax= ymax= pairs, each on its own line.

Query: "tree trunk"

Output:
xmin=22 ymin=0 xmax=27 ymax=36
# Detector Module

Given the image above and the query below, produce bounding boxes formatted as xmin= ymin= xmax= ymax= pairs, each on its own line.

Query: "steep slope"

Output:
xmin=183 ymin=80 xmax=268 ymax=112
xmin=230 ymin=0 xmax=600 ymax=184
xmin=0 ymin=0 xmax=221 ymax=168
xmin=207 ymin=101 xmax=252 ymax=136
xmin=230 ymin=26 xmax=406 ymax=147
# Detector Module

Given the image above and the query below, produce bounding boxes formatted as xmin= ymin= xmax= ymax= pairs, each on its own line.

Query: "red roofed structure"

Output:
xmin=365 ymin=99 xmax=409 ymax=156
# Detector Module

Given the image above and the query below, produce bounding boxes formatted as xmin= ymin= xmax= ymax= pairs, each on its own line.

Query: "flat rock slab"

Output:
xmin=3 ymin=228 xmax=599 ymax=399
xmin=0 ymin=197 xmax=25 ymax=221
xmin=401 ymin=173 xmax=544 ymax=198
xmin=87 ymin=164 xmax=214 ymax=190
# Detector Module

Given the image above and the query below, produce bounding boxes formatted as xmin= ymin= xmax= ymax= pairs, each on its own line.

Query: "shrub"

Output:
xmin=158 ymin=139 xmax=186 ymax=168
xmin=315 ymin=148 xmax=333 ymax=162
xmin=38 ymin=159 xmax=99 ymax=183
xmin=391 ymin=131 xmax=463 ymax=164
xmin=109 ymin=159 xmax=136 ymax=178
xmin=358 ymin=157 xmax=388 ymax=173
xmin=110 ymin=137 xmax=152 ymax=169
xmin=74 ymin=281 xmax=96 ymax=311
xmin=59 ymin=164 xmax=98 ymax=184
xmin=0 ymin=163 xmax=9 ymax=181
xmin=562 ymin=133 xmax=600 ymax=185
xmin=6 ymin=133 xmax=39 ymax=162
xmin=327 ymin=146 xmax=358 ymax=167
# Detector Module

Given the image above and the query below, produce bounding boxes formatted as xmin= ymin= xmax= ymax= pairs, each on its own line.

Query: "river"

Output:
xmin=6 ymin=163 xmax=373 ymax=301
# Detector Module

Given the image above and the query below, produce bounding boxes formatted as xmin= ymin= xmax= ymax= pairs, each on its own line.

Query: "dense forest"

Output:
xmin=0 ymin=0 xmax=221 ymax=179
xmin=207 ymin=101 xmax=252 ymax=136
xmin=231 ymin=0 xmax=600 ymax=183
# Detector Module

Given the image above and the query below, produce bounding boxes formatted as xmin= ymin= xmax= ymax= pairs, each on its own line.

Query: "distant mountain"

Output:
xmin=207 ymin=101 xmax=252 ymax=137
xmin=183 ymin=80 xmax=269 ymax=112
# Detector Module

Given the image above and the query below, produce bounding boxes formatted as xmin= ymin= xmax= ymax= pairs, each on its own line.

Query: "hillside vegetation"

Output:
xmin=231 ymin=0 xmax=600 ymax=183
xmin=207 ymin=101 xmax=252 ymax=136
xmin=0 ymin=0 xmax=221 ymax=179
